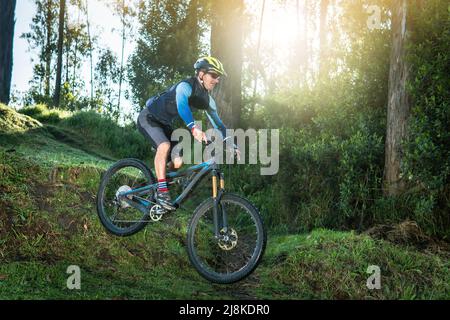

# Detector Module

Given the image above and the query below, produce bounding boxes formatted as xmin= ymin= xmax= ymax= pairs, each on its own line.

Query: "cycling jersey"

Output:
xmin=145 ymin=76 xmax=227 ymax=138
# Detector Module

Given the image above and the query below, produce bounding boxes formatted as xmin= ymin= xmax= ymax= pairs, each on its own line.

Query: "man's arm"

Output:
xmin=206 ymin=96 xmax=228 ymax=139
xmin=176 ymin=82 xmax=207 ymax=143
xmin=176 ymin=82 xmax=196 ymax=130
xmin=206 ymin=96 xmax=240 ymax=159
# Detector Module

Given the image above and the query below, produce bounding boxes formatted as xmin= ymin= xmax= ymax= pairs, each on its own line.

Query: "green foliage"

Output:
xmin=237 ymin=76 xmax=387 ymax=234
xmin=128 ymin=0 xmax=209 ymax=107
xmin=20 ymin=0 xmax=59 ymax=98
xmin=0 ymin=103 xmax=42 ymax=132
xmin=19 ymin=104 xmax=69 ymax=124
xmin=2 ymin=104 xmax=147 ymax=167
xmin=235 ymin=0 xmax=449 ymax=239
xmin=0 ymin=150 xmax=448 ymax=299
xmin=260 ymin=229 xmax=449 ymax=299
xmin=57 ymin=110 xmax=151 ymax=160
xmin=402 ymin=0 xmax=450 ymax=238
xmin=94 ymin=48 xmax=121 ymax=119
xmin=20 ymin=0 xmax=125 ymax=120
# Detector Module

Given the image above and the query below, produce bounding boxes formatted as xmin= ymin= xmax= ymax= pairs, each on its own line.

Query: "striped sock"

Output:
xmin=157 ymin=179 xmax=169 ymax=193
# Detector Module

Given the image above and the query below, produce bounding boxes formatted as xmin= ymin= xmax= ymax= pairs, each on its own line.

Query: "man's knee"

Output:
xmin=172 ymin=157 xmax=183 ymax=169
xmin=157 ymin=142 xmax=171 ymax=154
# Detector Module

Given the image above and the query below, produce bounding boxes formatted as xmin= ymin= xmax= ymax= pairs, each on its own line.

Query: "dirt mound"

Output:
xmin=365 ymin=220 xmax=450 ymax=254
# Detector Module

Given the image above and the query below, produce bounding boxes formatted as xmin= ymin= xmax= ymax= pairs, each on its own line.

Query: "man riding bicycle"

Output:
xmin=137 ymin=56 xmax=238 ymax=212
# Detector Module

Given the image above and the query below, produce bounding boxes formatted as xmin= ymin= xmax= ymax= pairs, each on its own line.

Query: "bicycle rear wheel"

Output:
xmin=187 ymin=193 xmax=266 ymax=284
xmin=96 ymin=158 xmax=155 ymax=236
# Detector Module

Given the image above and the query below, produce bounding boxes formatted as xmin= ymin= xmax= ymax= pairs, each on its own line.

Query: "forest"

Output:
xmin=0 ymin=0 xmax=449 ymax=300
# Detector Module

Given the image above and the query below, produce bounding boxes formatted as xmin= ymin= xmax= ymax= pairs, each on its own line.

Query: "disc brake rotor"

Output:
xmin=218 ymin=228 xmax=238 ymax=251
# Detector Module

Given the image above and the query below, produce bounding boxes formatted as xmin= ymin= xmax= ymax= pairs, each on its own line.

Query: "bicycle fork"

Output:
xmin=212 ymin=170 xmax=227 ymax=238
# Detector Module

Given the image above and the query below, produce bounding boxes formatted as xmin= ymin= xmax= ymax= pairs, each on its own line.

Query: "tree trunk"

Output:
xmin=85 ymin=0 xmax=94 ymax=105
xmin=65 ymin=8 xmax=70 ymax=84
xmin=383 ymin=0 xmax=411 ymax=196
xmin=117 ymin=0 xmax=126 ymax=117
xmin=45 ymin=0 xmax=53 ymax=97
xmin=249 ymin=0 xmax=265 ymax=119
xmin=0 ymin=0 xmax=17 ymax=105
xmin=319 ymin=0 xmax=329 ymax=79
xmin=53 ymin=0 xmax=66 ymax=107
xmin=303 ymin=0 xmax=310 ymax=84
xmin=72 ymin=7 xmax=81 ymax=88
xmin=295 ymin=0 xmax=309 ymax=86
xmin=210 ymin=0 xmax=243 ymax=128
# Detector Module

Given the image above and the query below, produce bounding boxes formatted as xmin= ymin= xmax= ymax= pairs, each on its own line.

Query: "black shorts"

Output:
xmin=137 ymin=107 xmax=176 ymax=148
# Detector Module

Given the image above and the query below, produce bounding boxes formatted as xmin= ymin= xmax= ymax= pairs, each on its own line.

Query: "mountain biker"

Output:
xmin=137 ymin=56 xmax=238 ymax=211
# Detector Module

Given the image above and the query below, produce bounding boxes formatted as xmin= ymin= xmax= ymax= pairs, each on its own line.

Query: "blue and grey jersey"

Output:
xmin=145 ymin=76 xmax=227 ymax=138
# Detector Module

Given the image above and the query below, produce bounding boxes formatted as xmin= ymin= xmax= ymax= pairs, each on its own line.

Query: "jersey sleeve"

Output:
xmin=206 ymin=95 xmax=228 ymax=138
xmin=176 ymin=82 xmax=196 ymax=130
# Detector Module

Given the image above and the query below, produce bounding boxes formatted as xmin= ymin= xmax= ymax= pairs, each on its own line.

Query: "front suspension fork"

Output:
xmin=212 ymin=170 xmax=227 ymax=238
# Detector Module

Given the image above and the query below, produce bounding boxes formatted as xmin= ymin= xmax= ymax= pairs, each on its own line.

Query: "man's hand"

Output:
xmin=192 ymin=126 xmax=207 ymax=143
xmin=234 ymin=145 xmax=241 ymax=161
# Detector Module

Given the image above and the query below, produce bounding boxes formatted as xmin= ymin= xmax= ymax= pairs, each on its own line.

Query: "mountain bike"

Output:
xmin=96 ymin=140 xmax=266 ymax=284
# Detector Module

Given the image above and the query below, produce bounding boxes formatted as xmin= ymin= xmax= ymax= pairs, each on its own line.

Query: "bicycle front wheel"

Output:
xmin=187 ymin=193 xmax=266 ymax=284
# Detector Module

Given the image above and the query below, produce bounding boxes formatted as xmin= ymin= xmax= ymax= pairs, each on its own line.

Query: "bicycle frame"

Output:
xmin=118 ymin=156 xmax=228 ymax=238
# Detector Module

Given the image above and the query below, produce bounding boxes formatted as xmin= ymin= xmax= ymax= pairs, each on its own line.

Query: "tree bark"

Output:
xmin=85 ymin=0 xmax=94 ymax=105
xmin=53 ymin=0 xmax=66 ymax=107
xmin=305 ymin=0 xmax=310 ymax=84
xmin=117 ymin=0 xmax=126 ymax=116
xmin=210 ymin=0 xmax=243 ymax=128
xmin=44 ymin=0 xmax=53 ymax=97
xmin=319 ymin=0 xmax=329 ymax=79
xmin=0 ymin=0 xmax=17 ymax=105
xmin=383 ymin=0 xmax=411 ymax=196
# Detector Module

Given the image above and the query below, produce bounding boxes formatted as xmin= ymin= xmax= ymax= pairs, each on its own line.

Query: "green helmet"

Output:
xmin=194 ymin=56 xmax=227 ymax=76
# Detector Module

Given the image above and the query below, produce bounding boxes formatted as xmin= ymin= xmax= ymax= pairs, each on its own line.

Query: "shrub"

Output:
xmin=58 ymin=111 xmax=152 ymax=160
xmin=18 ymin=104 xmax=70 ymax=124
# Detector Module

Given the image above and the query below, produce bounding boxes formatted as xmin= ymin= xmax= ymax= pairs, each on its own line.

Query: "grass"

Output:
xmin=1 ymin=104 xmax=449 ymax=299
xmin=18 ymin=104 xmax=151 ymax=161
xmin=259 ymin=230 xmax=449 ymax=299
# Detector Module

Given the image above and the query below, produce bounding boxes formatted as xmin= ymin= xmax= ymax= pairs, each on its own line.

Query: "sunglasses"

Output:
xmin=207 ymin=72 xmax=220 ymax=80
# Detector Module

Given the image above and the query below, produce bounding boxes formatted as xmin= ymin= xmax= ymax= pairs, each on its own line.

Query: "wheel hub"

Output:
xmin=218 ymin=228 xmax=238 ymax=250
xmin=115 ymin=185 xmax=132 ymax=208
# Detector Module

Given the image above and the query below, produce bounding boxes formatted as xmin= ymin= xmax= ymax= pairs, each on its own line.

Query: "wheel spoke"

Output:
xmin=188 ymin=194 xmax=266 ymax=283
xmin=97 ymin=160 xmax=154 ymax=236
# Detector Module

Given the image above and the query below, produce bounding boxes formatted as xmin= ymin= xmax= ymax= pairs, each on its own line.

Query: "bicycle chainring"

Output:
xmin=149 ymin=204 xmax=165 ymax=221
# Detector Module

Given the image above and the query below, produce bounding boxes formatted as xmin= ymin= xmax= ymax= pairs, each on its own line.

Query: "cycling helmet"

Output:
xmin=194 ymin=56 xmax=227 ymax=76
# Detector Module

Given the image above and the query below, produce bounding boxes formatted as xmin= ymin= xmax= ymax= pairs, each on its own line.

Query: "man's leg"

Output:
xmin=153 ymin=142 xmax=176 ymax=211
xmin=136 ymin=109 xmax=175 ymax=211
xmin=154 ymin=142 xmax=177 ymax=211
xmin=155 ymin=142 xmax=170 ymax=179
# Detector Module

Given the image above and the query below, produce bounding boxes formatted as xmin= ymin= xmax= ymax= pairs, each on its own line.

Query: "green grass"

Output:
xmin=259 ymin=230 xmax=449 ymax=299
xmin=1 ymin=104 xmax=449 ymax=299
